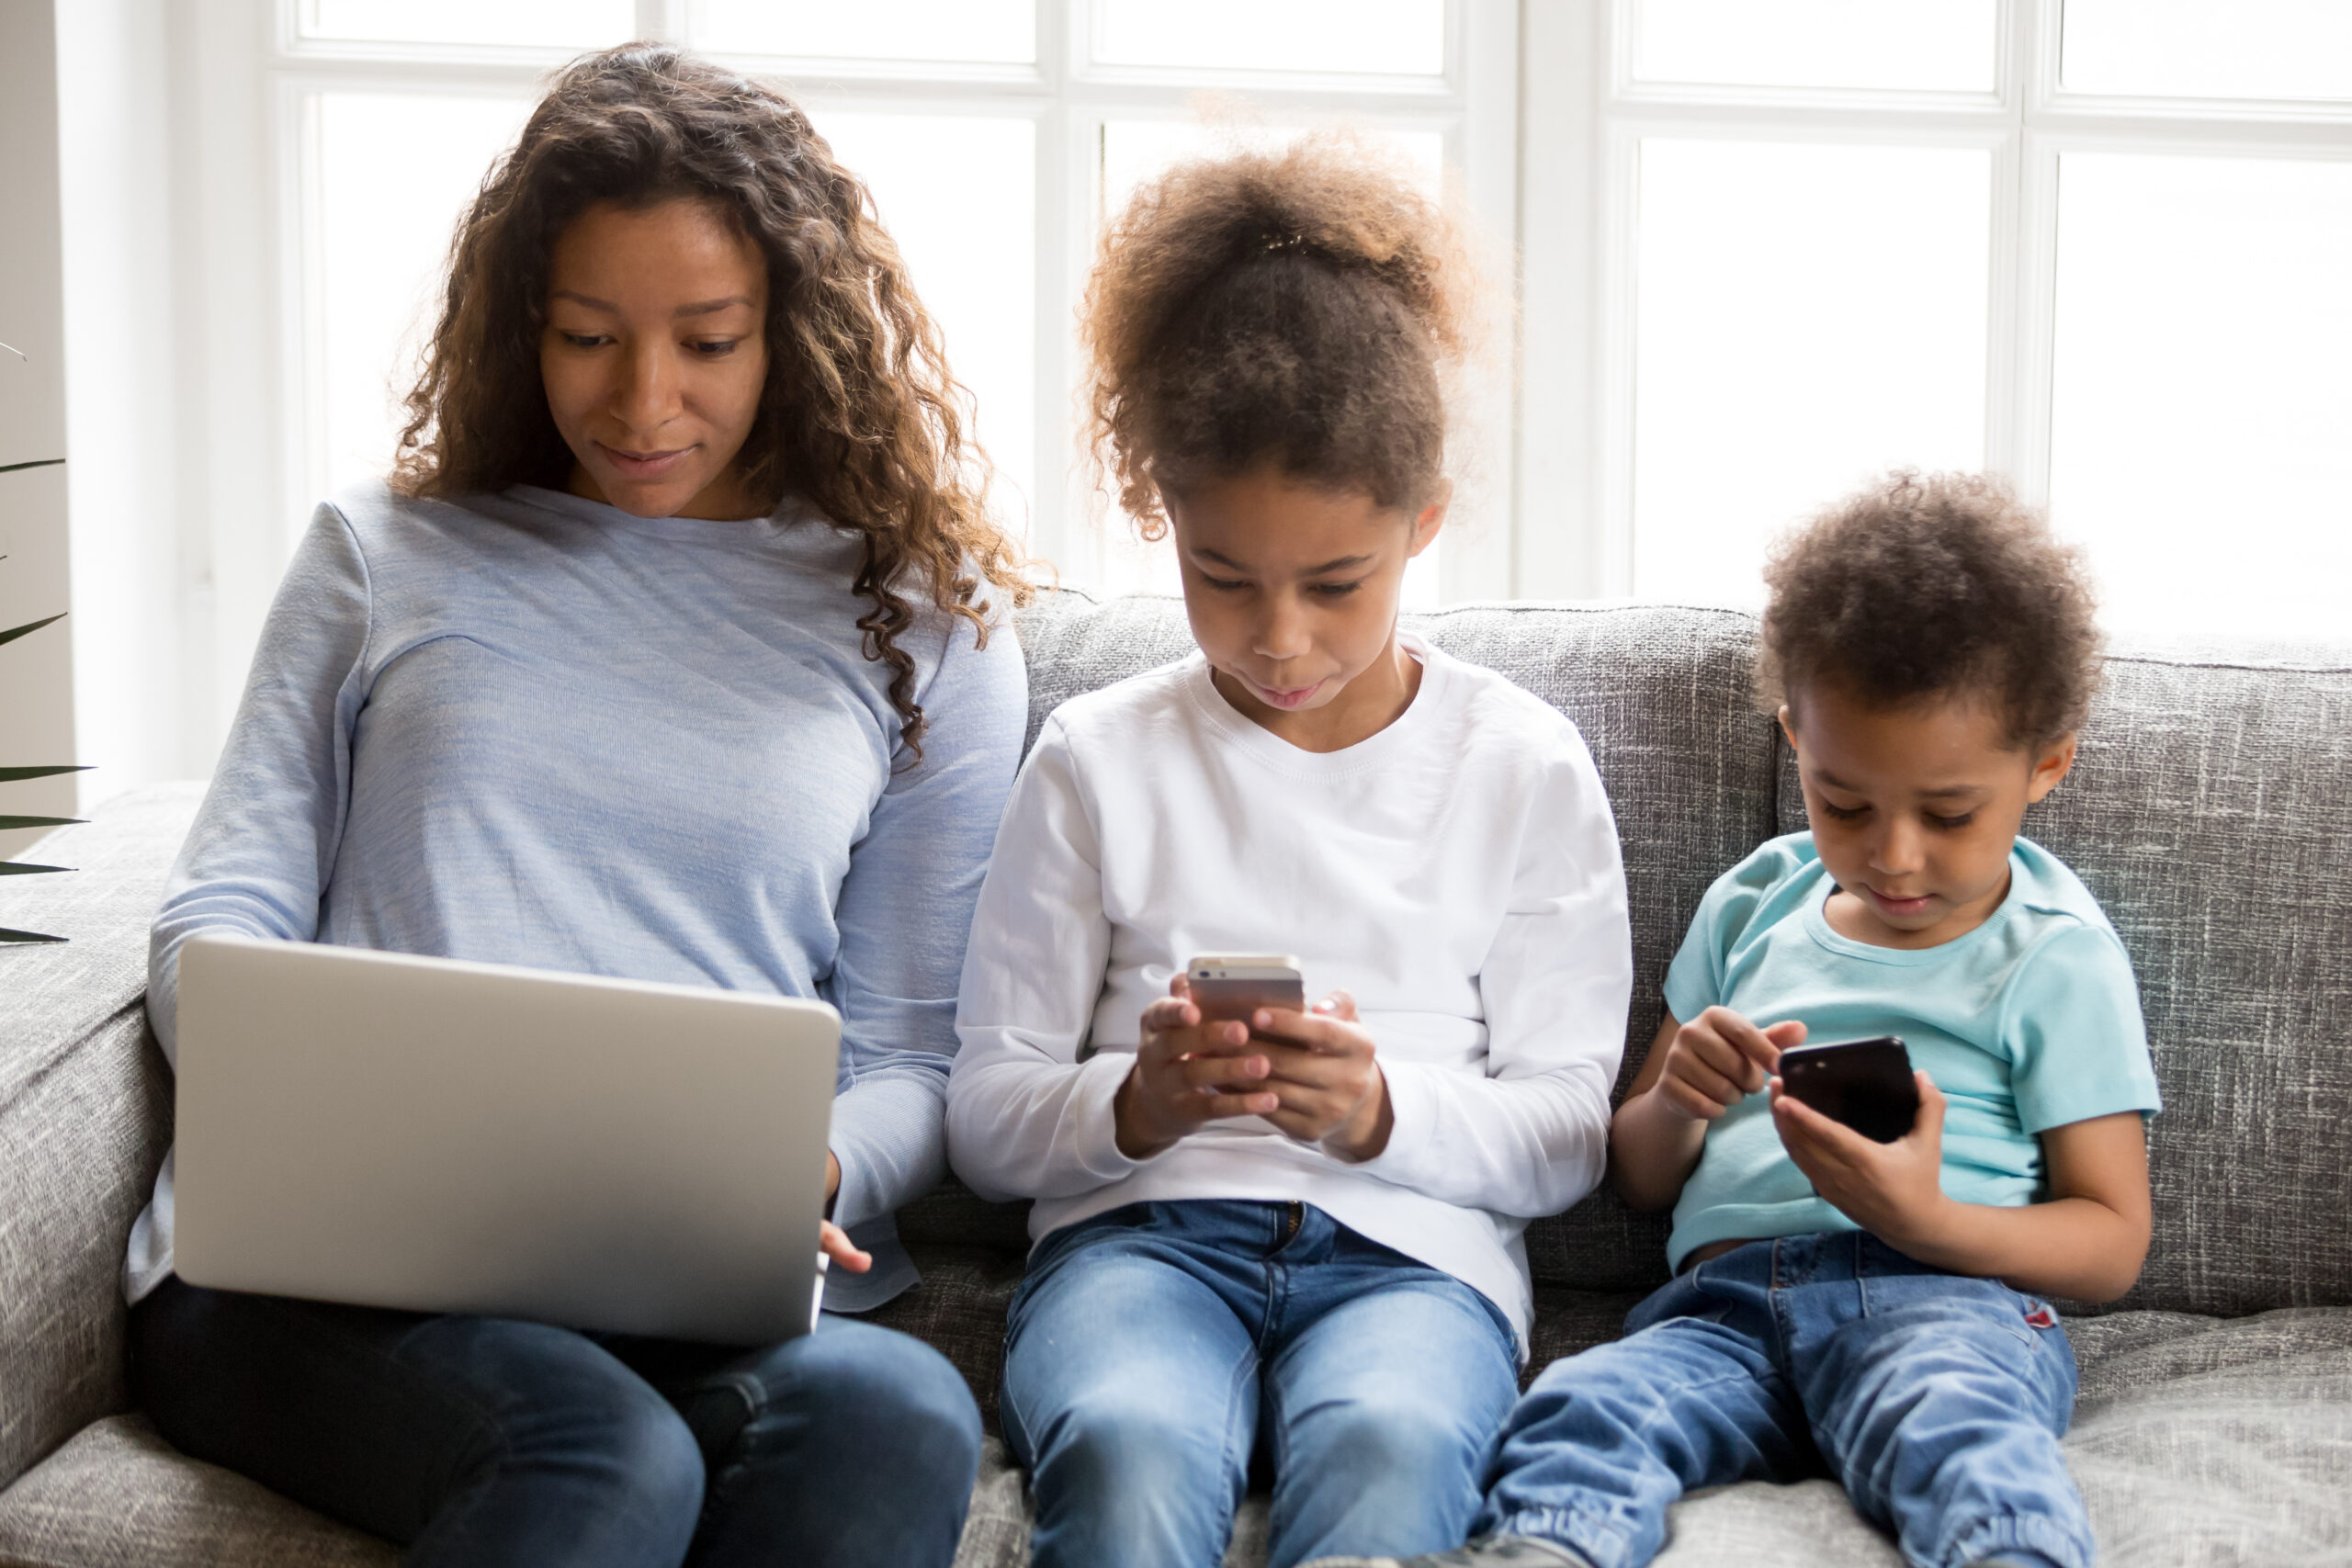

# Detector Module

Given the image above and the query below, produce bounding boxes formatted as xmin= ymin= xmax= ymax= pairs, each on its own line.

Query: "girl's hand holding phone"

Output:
xmin=1242 ymin=992 xmax=1392 ymax=1160
xmin=1114 ymin=974 xmax=1285 ymax=1158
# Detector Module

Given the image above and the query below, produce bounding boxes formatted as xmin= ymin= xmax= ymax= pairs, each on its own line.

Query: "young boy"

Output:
xmin=1314 ymin=471 xmax=2161 ymax=1568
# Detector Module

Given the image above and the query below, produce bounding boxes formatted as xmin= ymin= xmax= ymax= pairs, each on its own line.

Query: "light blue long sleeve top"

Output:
xmin=128 ymin=482 xmax=1026 ymax=1313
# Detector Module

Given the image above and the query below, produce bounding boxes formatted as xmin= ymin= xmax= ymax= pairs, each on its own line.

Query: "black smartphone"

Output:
xmin=1778 ymin=1036 xmax=1920 ymax=1143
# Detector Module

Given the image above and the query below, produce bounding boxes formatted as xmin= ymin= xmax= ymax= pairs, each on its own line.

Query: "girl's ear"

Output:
xmin=1407 ymin=479 xmax=1453 ymax=558
xmin=1776 ymin=704 xmax=1799 ymax=754
xmin=2025 ymin=732 xmax=2078 ymax=804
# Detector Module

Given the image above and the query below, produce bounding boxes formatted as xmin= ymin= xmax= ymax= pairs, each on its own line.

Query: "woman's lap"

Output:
xmin=130 ymin=1277 xmax=978 ymax=1568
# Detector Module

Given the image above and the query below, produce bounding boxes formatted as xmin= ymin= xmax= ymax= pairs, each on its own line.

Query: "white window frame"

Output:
xmin=169 ymin=0 xmax=1521 ymax=759
xmin=1517 ymin=0 xmax=2352 ymax=601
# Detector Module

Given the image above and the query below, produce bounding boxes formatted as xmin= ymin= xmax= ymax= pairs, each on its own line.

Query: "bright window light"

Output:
xmin=811 ymin=113 xmax=1037 ymax=536
xmin=301 ymin=0 xmax=633 ymax=49
xmin=691 ymin=0 xmax=1035 ymax=64
xmin=1630 ymin=0 xmax=1997 ymax=94
xmin=1093 ymin=0 xmax=1445 ymax=77
xmin=1629 ymin=139 xmax=1991 ymax=606
xmin=2048 ymin=152 xmax=2352 ymax=640
xmin=2061 ymin=0 xmax=2352 ymax=102
xmin=313 ymin=93 xmax=534 ymax=503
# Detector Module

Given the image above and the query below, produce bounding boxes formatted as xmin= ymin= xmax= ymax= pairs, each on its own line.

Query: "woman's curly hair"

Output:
xmin=391 ymin=43 xmax=1027 ymax=758
xmin=1758 ymin=470 xmax=2103 ymax=749
xmin=1080 ymin=132 xmax=1484 ymax=534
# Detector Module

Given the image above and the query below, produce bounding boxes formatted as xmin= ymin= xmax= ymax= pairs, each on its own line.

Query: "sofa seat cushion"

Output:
xmin=948 ymin=1305 xmax=2352 ymax=1568
xmin=0 ymin=1414 xmax=394 ymax=1568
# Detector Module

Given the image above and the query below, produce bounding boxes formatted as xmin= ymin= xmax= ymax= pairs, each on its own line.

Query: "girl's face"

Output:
xmin=1782 ymin=680 xmax=2075 ymax=949
xmin=1165 ymin=466 xmax=1445 ymax=750
xmin=542 ymin=198 xmax=770 ymax=521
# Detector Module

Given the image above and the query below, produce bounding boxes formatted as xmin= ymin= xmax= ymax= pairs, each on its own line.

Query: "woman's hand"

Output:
xmin=820 ymin=1221 xmax=871 ymax=1273
xmin=1114 ymin=975 xmax=1283 ymax=1159
xmin=1769 ymin=1070 xmax=1951 ymax=1250
xmin=1244 ymin=991 xmax=1392 ymax=1160
xmin=1652 ymin=1007 xmax=1803 ymax=1122
xmin=819 ymin=1150 xmax=870 ymax=1271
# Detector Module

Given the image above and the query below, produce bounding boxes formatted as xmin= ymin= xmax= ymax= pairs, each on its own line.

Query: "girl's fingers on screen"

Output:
xmin=1180 ymin=1051 xmax=1269 ymax=1089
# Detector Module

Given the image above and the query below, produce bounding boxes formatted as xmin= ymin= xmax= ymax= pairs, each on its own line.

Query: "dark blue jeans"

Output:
xmin=1477 ymin=1233 xmax=2090 ymax=1568
xmin=130 ymin=1276 xmax=981 ymax=1568
xmin=1002 ymin=1201 xmax=1521 ymax=1568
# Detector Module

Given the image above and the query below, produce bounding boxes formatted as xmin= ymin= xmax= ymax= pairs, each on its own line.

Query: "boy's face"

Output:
xmin=1781 ymin=681 xmax=2075 ymax=950
xmin=1163 ymin=466 xmax=1444 ymax=743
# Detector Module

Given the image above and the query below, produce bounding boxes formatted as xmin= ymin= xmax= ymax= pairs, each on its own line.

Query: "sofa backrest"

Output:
xmin=0 ymin=785 xmax=193 ymax=1493
xmin=1777 ymin=637 xmax=2352 ymax=1317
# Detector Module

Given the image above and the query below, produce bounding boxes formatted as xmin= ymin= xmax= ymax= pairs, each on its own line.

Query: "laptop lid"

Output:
xmin=173 ymin=933 xmax=840 ymax=1346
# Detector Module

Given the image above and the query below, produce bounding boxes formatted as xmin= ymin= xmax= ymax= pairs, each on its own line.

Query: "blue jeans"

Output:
xmin=1001 ymin=1200 xmax=1521 ymax=1568
xmin=1477 ymin=1233 xmax=2090 ymax=1568
xmin=130 ymin=1276 xmax=982 ymax=1568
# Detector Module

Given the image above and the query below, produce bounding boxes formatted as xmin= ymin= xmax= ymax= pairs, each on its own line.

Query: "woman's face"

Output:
xmin=542 ymin=198 xmax=770 ymax=521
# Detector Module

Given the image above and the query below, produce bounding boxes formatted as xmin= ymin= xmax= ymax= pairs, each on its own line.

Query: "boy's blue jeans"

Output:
xmin=1477 ymin=1232 xmax=2092 ymax=1568
xmin=1002 ymin=1200 xmax=1521 ymax=1568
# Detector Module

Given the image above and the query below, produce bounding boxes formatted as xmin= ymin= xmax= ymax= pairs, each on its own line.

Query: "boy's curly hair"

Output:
xmin=390 ymin=43 xmax=1028 ymax=760
xmin=1758 ymin=470 xmax=2102 ymax=749
xmin=1079 ymin=131 xmax=1484 ymax=532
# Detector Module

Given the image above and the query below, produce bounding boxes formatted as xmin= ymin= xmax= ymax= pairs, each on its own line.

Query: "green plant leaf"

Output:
xmin=0 ymin=815 xmax=83 ymax=830
xmin=0 ymin=927 xmax=67 ymax=944
xmin=1 ymin=614 xmax=66 ymax=648
xmin=0 ymin=764 xmax=87 ymax=781
xmin=0 ymin=457 xmax=65 ymax=474
xmin=0 ymin=861 xmax=72 ymax=875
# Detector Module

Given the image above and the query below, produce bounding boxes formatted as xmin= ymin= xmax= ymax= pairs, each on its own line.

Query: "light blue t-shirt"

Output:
xmin=1661 ymin=832 xmax=2161 ymax=1270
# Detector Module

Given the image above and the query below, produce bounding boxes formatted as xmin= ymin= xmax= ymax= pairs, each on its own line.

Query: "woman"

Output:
xmin=126 ymin=44 xmax=1026 ymax=1568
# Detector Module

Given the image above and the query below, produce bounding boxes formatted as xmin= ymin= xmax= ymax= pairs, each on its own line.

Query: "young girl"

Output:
xmin=131 ymin=45 xmax=1023 ymax=1568
xmin=948 ymin=139 xmax=1634 ymax=1568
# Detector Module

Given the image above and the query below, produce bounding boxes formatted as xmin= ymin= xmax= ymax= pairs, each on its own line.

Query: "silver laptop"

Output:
xmin=172 ymin=933 xmax=841 ymax=1345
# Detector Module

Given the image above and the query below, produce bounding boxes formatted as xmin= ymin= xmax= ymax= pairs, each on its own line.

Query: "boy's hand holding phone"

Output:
xmin=1770 ymin=1069 xmax=1951 ymax=1252
xmin=1650 ymin=1007 xmax=1805 ymax=1122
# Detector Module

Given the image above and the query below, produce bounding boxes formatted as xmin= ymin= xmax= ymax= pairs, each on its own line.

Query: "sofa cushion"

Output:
xmin=0 ymin=1414 xmax=395 ymax=1568
xmin=1776 ymin=641 xmax=2352 ymax=1320
xmin=0 ymin=785 xmax=202 ymax=1494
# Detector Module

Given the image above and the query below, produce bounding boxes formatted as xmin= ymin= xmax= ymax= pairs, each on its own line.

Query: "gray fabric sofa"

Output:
xmin=3 ymin=591 xmax=2347 ymax=1568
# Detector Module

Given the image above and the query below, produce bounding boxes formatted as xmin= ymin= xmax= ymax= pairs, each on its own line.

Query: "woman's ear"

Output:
xmin=2025 ymin=731 xmax=2078 ymax=804
xmin=1407 ymin=479 xmax=1453 ymax=558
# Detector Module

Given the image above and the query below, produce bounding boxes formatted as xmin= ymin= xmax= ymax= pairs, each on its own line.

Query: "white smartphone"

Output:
xmin=1187 ymin=954 xmax=1306 ymax=1025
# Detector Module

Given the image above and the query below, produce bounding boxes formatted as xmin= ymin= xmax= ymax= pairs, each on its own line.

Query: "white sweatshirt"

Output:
xmin=948 ymin=635 xmax=1633 ymax=1348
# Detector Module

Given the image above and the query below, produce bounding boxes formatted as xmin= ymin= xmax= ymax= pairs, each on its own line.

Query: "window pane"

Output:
xmin=1631 ymin=0 xmax=1996 ymax=93
xmin=812 ymin=114 xmax=1037 ymax=535
xmin=1630 ymin=140 xmax=1990 ymax=604
xmin=1094 ymin=0 xmax=1444 ymax=77
xmin=1094 ymin=121 xmax=1449 ymax=605
xmin=2048 ymin=153 xmax=2352 ymax=640
xmin=2062 ymin=0 xmax=2352 ymax=102
xmin=313 ymin=93 xmax=533 ymax=501
xmin=302 ymin=0 xmax=633 ymax=49
xmin=691 ymin=0 xmax=1034 ymax=64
